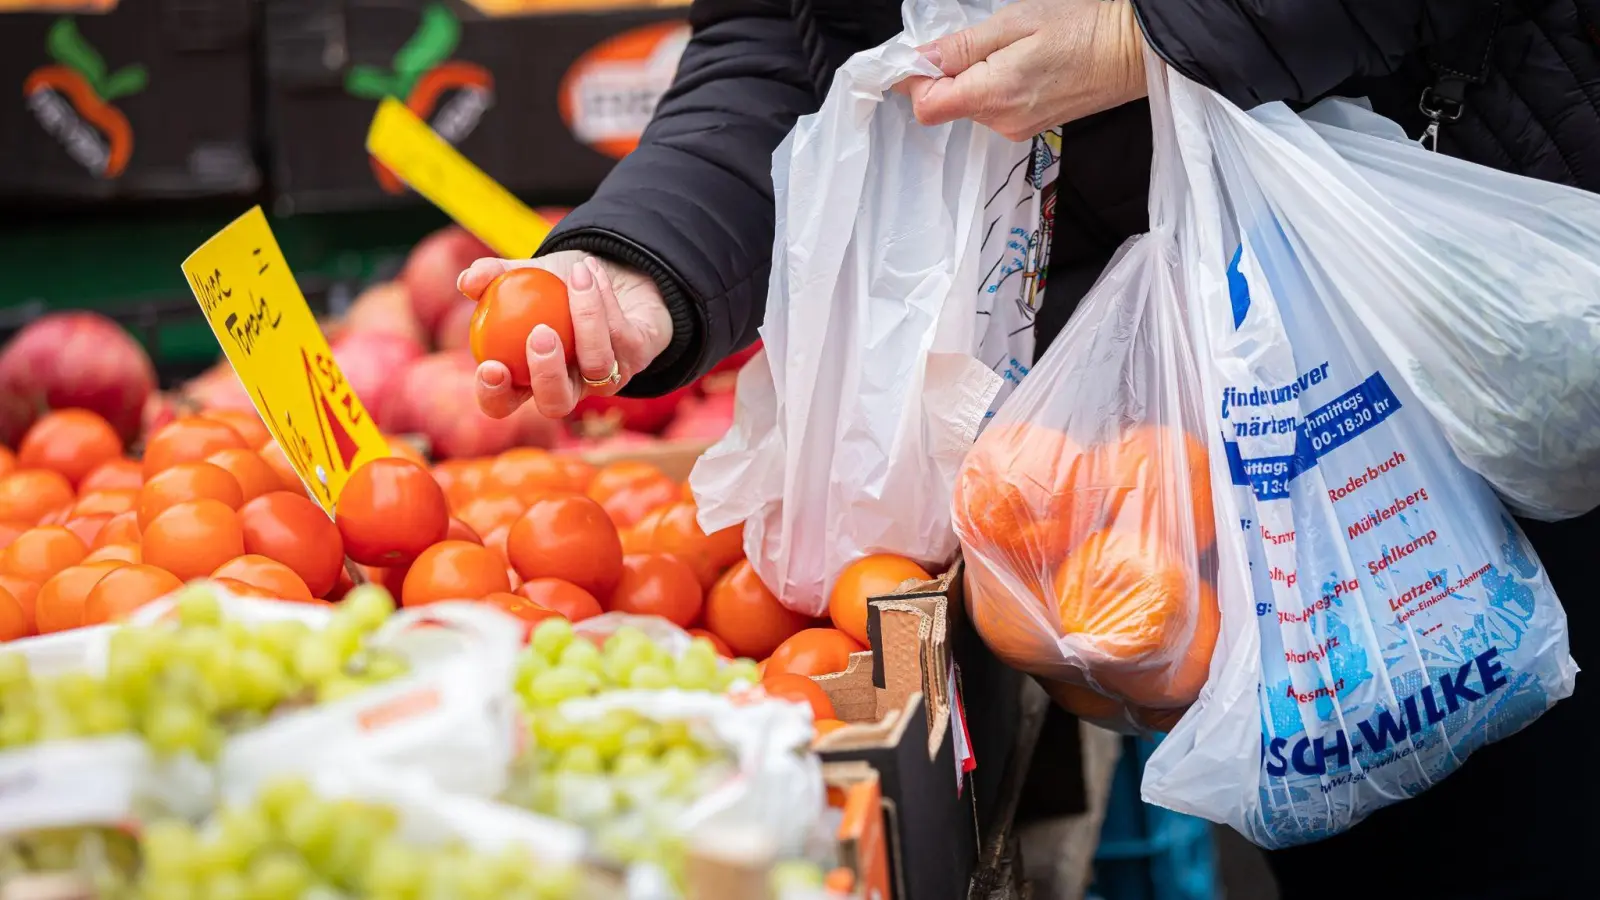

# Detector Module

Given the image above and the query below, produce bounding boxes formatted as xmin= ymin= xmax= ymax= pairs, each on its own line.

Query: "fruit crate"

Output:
xmin=1087 ymin=737 xmax=1219 ymax=900
xmin=0 ymin=204 xmax=455 ymax=386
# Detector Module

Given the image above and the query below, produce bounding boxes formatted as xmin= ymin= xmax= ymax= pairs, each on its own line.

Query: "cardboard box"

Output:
xmin=810 ymin=560 xmax=1026 ymax=900
xmin=0 ymin=0 xmax=261 ymax=206
xmin=262 ymin=0 xmax=691 ymax=214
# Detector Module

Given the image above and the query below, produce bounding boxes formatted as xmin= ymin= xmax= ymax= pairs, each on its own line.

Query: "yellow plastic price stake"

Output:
xmin=366 ymin=97 xmax=551 ymax=258
xmin=181 ymin=206 xmax=390 ymax=514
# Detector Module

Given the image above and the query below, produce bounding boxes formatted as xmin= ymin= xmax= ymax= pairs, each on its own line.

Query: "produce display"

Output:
xmin=0 ymin=280 xmax=932 ymax=898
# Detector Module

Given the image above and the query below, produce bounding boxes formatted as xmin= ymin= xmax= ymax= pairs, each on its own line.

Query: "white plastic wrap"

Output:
xmin=558 ymin=689 xmax=823 ymax=860
xmin=688 ymin=0 xmax=1062 ymax=616
xmin=122 ymin=592 xmax=526 ymax=803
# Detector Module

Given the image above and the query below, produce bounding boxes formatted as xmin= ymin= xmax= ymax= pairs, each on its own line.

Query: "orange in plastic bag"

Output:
xmin=955 ymin=419 xmax=1220 ymax=723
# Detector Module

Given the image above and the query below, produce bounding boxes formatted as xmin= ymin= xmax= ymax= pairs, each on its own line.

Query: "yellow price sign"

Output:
xmin=181 ymin=206 xmax=390 ymax=513
xmin=366 ymin=97 xmax=551 ymax=258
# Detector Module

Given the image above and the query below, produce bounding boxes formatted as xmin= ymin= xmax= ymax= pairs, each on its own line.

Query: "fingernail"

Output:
xmin=529 ymin=326 xmax=558 ymax=356
xmin=918 ymin=44 xmax=942 ymax=70
xmin=584 ymin=256 xmax=605 ymax=282
xmin=482 ymin=366 xmax=505 ymax=388
xmin=456 ymin=269 xmax=468 ymax=293
xmin=570 ymin=259 xmax=594 ymax=291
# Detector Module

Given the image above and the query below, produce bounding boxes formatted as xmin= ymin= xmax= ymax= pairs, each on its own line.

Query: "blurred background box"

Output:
xmin=263 ymin=0 xmax=691 ymax=215
xmin=0 ymin=0 xmax=260 ymax=207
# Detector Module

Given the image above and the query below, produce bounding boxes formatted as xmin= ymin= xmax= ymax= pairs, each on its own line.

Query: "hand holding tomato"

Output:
xmin=458 ymin=251 xmax=671 ymax=421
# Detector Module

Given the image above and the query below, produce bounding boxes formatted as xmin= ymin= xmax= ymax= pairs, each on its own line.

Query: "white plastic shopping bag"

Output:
xmin=1243 ymin=100 xmax=1600 ymax=520
xmin=689 ymin=0 xmax=1062 ymax=615
xmin=1139 ymin=66 xmax=1578 ymax=848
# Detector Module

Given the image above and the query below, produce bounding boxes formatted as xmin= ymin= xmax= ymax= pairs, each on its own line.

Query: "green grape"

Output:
xmin=280 ymin=795 xmax=339 ymax=860
xmin=253 ymin=619 xmax=313 ymax=666
xmin=557 ymin=744 xmax=605 ymax=775
xmin=361 ymin=648 xmax=410 ymax=682
xmin=556 ymin=638 xmax=602 ymax=675
xmin=142 ymin=700 xmax=209 ymax=755
xmin=673 ymin=648 xmax=719 ymax=691
xmin=530 ymin=618 xmax=574 ymax=660
xmin=174 ymin=585 xmax=223 ymax=626
xmin=720 ymin=658 xmax=762 ymax=689
xmin=245 ymin=849 xmax=314 ymax=900
xmin=292 ymin=634 xmax=343 ymax=684
xmin=341 ymin=584 xmax=396 ymax=632
xmin=627 ymin=664 xmax=672 ymax=691
xmin=0 ymin=652 xmax=27 ymax=689
xmin=612 ymin=748 xmax=656 ymax=779
xmin=527 ymin=667 xmax=593 ymax=708
xmin=201 ymin=871 xmax=250 ymax=900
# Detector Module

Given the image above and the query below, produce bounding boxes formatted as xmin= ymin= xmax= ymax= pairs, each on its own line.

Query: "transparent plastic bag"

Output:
xmin=689 ymin=0 xmax=1062 ymax=616
xmin=1140 ymin=68 xmax=1578 ymax=849
xmin=952 ymin=71 xmax=1220 ymax=734
xmin=1239 ymin=99 xmax=1600 ymax=520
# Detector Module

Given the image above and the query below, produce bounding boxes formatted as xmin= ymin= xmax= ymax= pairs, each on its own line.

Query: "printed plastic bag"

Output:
xmin=952 ymin=68 xmax=1218 ymax=735
xmin=1239 ymin=100 xmax=1600 ymax=520
xmin=1140 ymin=67 xmax=1578 ymax=849
xmin=689 ymin=0 xmax=1062 ymax=616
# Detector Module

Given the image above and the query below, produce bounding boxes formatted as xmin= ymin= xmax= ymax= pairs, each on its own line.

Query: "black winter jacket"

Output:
xmin=545 ymin=3 xmax=1600 ymax=897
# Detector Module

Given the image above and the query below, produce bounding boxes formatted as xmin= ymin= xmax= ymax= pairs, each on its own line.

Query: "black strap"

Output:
xmin=1420 ymin=1 xmax=1503 ymax=126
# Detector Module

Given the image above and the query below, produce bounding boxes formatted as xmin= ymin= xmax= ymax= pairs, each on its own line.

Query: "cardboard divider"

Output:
xmin=807 ymin=559 xmax=1028 ymax=900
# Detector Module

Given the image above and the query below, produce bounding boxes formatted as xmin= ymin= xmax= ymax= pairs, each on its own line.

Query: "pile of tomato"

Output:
xmin=0 ymin=406 xmax=935 ymax=684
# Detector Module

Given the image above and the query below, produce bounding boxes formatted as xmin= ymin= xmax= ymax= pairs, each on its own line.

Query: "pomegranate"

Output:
xmin=535 ymin=207 xmax=572 ymax=225
xmin=433 ymin=299 xmax=476 ymax=352
xmin=331 ymin=331 xmax=426 ymax=428
xmin=141 ymin=392 xmax=184 ymax=439
xmin=0 ymin=312 xmax=155 ymax=444
xmin=664 ymin=390 xmax=736 ymax=441
xmin=383 ymin=352 xmax=520 ymax=459
xmin=510 ymin=401 xmax=563 ymax=449
xmin=571 ymin=386 xmax=692 ymax=435
xmin=345 ymin=282 xmax=428 ymax=346
xmin=183 ymin=361 xmax=253 ymax=412
xmin=402 ymin=227 xmax=492 ymax=333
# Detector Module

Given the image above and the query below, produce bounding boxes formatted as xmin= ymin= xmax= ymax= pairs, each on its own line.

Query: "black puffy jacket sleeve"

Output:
xmin=1132 ymin=0 xmax=1486 ymax=106
xmin=538 ymin=0 xmax=820 ymax=397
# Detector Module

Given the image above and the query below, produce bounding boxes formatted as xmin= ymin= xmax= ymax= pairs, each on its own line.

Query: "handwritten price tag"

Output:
xmin=181 ymin=206 xmax=389 ymax=513
xmin=365 ymin=97 xmax=551 ymax=259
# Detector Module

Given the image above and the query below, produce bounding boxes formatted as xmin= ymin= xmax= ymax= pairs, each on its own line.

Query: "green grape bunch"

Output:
xmin=513 ymin=620 xmax=761 ymax=711
xmin=0 ymin=584 xmax=407 ymax=761
xmin=0 ymin=827 xmax=141 ymax=900
xmin=134 ymin=776 xmax=583 ymax=900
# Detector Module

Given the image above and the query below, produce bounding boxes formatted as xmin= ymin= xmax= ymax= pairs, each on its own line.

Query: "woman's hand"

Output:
xmin=898 ymin=0 xmax=1147 ymax=140
xmin=459 ymin=251 xmax=672 ymax=420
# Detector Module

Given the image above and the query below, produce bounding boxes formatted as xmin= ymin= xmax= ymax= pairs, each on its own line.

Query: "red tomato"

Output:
xmin=401 ymin=540 xmax=510 ymax=606
xmin=518 ymin=578 xmax=603 ymax=622
xmin=336 ymin=458 xmax=449 ymax=566
xmin=766 ymin=628 xmax=865 ymax=677
xmin=469 ymin=268 xmax=576 ymax=386
xmin=607 ymin=553 xmax=703 ymax=627
xmin=505 ymin=495 xmax=622 ymax=601
xmin=238 ymin=492 xmax=345 ymax=598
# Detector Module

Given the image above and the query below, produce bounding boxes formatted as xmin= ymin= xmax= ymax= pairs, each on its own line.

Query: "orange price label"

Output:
xmin=181 ymin=206 xmax=389 ymax=513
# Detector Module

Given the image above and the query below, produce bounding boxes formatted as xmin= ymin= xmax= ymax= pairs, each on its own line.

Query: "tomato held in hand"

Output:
xmin=470 ymin=268 xmax=576 ymax=387
xmin=607 ymin=553 xmax=703 ymax=627
xmin=336 ymin=458 xmax=449 ymax=567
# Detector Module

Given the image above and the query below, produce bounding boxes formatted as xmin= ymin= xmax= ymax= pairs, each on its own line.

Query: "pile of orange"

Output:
xmin=953 ymin=421 xmax=1221 ymax=718
xmin=0 ymin=406 xmax=937 ymax=697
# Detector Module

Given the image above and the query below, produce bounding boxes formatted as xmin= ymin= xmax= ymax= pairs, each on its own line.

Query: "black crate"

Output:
xmin=263 ymin=0 xmax=690 ymax=214
xmin=0 ymin=0 xmax=260 ymax=205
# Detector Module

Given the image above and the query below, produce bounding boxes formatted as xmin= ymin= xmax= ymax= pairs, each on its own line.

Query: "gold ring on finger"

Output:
xmin=581 ymin=360 xmax=622 ymax=388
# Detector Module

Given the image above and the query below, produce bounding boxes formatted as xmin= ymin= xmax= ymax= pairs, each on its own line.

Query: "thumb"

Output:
xmin=923 ymin=5 xmax=1032 ymax=76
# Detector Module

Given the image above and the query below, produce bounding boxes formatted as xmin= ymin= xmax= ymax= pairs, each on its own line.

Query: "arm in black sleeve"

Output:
xmin=1131 ymin=0 xmax=1488 ymax=107
xmin=538 ymin=0 xmax=820 ymax=397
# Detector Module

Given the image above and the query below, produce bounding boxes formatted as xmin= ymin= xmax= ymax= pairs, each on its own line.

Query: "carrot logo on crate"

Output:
xmin=558 ymin=21 xmax=690 ymax=159
xmin=22 ymin=18 xmax=147 ymax=179
xmin=344 ymin=2 xmax=494 ymax=195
